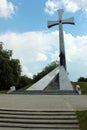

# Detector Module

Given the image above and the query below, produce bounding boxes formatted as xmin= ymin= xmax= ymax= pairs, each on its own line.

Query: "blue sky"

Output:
xmin=0 ymin=0 xmax=87 ymax=81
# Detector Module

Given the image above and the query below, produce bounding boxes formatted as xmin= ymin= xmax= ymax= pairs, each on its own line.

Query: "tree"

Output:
xmin=78 ymin=77 xmax=87 ymax=82
xmin=17 ymin=75 xmax=33 ymax=90
xmin=10 ymin=59 xmax=21 ymax=86
xmin=0 ymin=42 xmax=21 ymax=90
xmin=33 ymin=61 xmax=59 ymax=83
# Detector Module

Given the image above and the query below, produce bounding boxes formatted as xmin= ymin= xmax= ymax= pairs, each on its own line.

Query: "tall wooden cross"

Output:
xmin=47 ymin=9 xmax=75 ymax=71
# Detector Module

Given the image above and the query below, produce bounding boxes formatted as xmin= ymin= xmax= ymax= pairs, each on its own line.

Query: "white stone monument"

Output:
xmin=47 ymin=9 xmax=75 ymax=90
xmin=27 ymin=9 xmax=75 ymax=92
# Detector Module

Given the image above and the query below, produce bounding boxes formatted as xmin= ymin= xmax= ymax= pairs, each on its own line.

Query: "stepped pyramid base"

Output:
xmin=10 ymin=66 xmax=78 ymax=95
xmin=26 ymin=66 xmax=73 ymax=91
xmin=27 ymin=67 xmax=59 ymax=91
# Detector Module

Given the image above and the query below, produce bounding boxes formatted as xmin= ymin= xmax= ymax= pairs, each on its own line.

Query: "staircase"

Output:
xmin=0 ymin=109 xmax=80 ymax=130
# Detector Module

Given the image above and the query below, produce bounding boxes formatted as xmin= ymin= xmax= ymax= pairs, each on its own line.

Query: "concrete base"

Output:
xmin=27 ymin=67 xmax=59 ymax=90
xmin=26 ymin=66 xmax=73 ymax=91
xmin=59 ymin=66 xmax=73 ymax=90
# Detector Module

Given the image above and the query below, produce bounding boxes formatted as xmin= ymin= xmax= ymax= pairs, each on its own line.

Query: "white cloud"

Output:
xmin=22 ymin=66 xmax=33 ymax=78
xmin=44 ymin=0 xmax=87 ymax=15
xmin=0 ymin=31 xmax=87 ymax=80
xmin=64 ymin=33 xmax=87 ymax=65
xmin=51 ymin=51 xmax=59 ymax=61
xmin=36 ymin=53 xmax=47 ymax=61
xmin=0 ymin=31 xmax=58 ymax=77
xmin=44 ymin=0 xmax=60 ymax=15
xmin=0 ymin=0 xmax=16 ymax=18
xmin=63 ymin=0 xmax=80 ymax=13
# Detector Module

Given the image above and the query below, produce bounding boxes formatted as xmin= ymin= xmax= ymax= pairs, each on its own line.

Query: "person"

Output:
xmin=59 ymin=51 xmax=65 ymax=66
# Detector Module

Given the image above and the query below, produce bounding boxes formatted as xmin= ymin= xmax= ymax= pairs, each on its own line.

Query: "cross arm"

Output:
xmin=47 ymin=17 xmax=75 ymax=28
xmin=47 ymin=21 xmax=58 ymax=28
xmin=62 ymin=17 xmax=75 ymax=25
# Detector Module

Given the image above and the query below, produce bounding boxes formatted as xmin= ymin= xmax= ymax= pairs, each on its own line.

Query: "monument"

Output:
xmin=47 ymin=9 xmax=75 ymax=90
xmin=48 ymin=9 xmax=75 ymax=71
xmin=26 ymin=9 xmax=76 ymax=93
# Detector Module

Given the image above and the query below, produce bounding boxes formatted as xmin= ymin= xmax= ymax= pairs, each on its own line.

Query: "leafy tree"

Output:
xmin=78 ymin=77 xmax=87 ymax=82
xmin=33 ymin=61 xmax=59 ymax=83
xmin=0 ymin=42 xmax=21 ymax=90
xmin=17 ymin=75 xmax=33 ymax=90
xmin=10 ymin=59 xmax=21 ymax=86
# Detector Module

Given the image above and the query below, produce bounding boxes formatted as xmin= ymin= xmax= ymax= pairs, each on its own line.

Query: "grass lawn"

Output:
xmin=72 ymin=82 xmax=87 ymax=94
xmin=76 ymin=110 xmax=87 ymax=130
xmin=19 ymin=83 xmax=34 ymax=91
xmin=0 ymin=90 xmax=7 ymax=94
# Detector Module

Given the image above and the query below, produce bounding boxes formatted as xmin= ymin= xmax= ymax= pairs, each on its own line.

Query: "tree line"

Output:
xmin=77 ymin=77 xmax=87 ymax=82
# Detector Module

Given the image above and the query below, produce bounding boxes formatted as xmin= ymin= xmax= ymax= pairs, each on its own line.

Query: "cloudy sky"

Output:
xmin=0 ymin=0 xmax=87 ymax=81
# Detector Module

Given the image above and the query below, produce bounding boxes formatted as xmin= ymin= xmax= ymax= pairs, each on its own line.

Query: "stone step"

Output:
xmin=0 ymin=118 xmax=78 ymax=124
xmin=0 ymin=109 xmax=77 ymax=116
xmin=0 ymin=115 xmax=77 ymax=120
xmin=0 ymin=112 xmax=76 ymax=116
xmin=0 ymin=109 xmax=80 ymax=129
xmin=0 ymin=128 xmax=80 ymax=130
xmin=0 ymin=123 xmax=80 ymax=129
xmin=0 ymin=110 xmax=76 ymax=115
xmin=10 ymin=90 xmax=78 ymax=95
xmin=0 ymin=109 xmax=75 ymax=112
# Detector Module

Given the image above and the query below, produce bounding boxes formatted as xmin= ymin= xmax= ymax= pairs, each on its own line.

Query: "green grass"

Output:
xmin=0 ymin=83 xmax=33 ymax=93
xmin=72 ymin=82 xmax=87 ymax=94
xmin=0 ymin=90 xmax=7 ymax=94
xmin=76 ymin=110 xmax=87 ymax=130
xmin=19 ymin=83 xmax=34 ymax=91
xmin=19 ymin=85 xmax=30 ymax=90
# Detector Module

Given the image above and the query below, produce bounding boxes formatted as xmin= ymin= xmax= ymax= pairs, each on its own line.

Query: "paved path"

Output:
xmin=0 ymin=94 xmax=85 ymax=130
xmin=0 ymin=94 xmax=87 ymax=111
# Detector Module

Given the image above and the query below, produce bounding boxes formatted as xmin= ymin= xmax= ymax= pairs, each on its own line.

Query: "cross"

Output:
xmin=47 ymin=9 xmax=75 ymax=71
